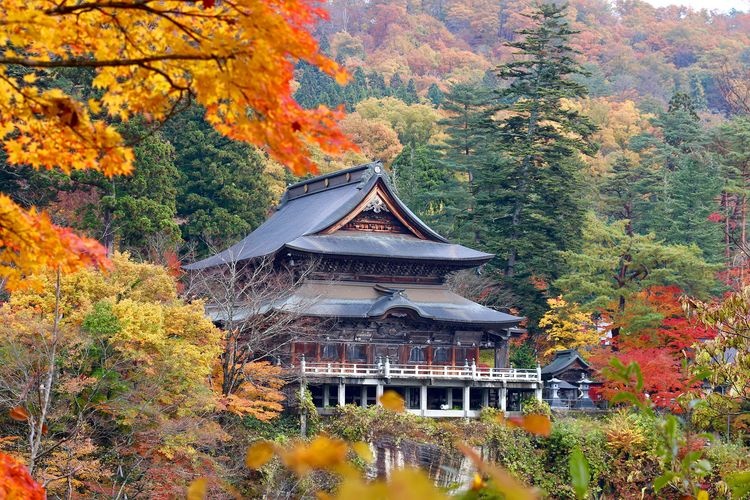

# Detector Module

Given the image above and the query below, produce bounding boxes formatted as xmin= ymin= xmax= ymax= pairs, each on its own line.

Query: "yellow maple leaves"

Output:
xmin=0 ymin=0 xmax=353 ymax=174
xmin=0 ymin=0 xmax=355 ymax=288
xmin=378 ymin=390 xmax=406 ymax=412
xmin=539 ymin=296 xmax=599 ymax=357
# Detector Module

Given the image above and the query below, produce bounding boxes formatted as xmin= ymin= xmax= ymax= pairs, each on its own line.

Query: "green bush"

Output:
xmin=521 ymin=398 xmax=552 ymax=417
xmin=541 ymin=417 xmax=608 ymax=498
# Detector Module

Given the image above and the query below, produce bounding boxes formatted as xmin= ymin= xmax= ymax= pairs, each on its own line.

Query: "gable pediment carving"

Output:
xmin=320 ymin=182 xmax=433 ymax=239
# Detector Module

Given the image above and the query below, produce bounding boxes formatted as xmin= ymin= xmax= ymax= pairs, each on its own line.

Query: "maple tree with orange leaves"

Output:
xmin=0 ymin=0 xmax=354 ymax=288
xmin=0 ymin=452 xmax=45 ymax=499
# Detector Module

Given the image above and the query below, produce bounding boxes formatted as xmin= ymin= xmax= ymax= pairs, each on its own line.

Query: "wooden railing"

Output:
xmin=299 ymin=357 xmax=541 ymax=383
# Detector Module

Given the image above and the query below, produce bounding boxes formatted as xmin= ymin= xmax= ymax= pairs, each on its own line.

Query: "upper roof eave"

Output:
xmin=185 ymin=162 xmax=487 ymax=270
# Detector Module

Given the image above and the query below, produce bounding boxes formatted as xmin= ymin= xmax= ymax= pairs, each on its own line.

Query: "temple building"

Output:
xmin=186 ymin=162 xmax=542 ymax=417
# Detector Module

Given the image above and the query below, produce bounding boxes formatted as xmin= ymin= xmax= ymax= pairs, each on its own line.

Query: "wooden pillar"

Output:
xmin=338 ymin=383 xmax=346 ymax=407
xmin=323 ymin=385 xmax=330 ymax=407
xmin=420 ymin=384 xmax=428 ymax=416
xmin=499 ymin=385 xmax=507 ymax=413
xmin=361 ymin=385 xmax=368 ymax=408
xmin=497 ymin=338 xmax=510 ymax=368
xmin=535 ymin=363 xmax=543 ymax=401
xmin=482 ymin=388 xmax=489 ymax=408
xmin=300 ymin=382 xmax=307 ymax=437
xmin=463 ymin=385 xmax=471 ymax=417
xmin=376 ymin=383 xmax=384 ymax=405
xmin=446 ymin=388 xmax=453 ymax=409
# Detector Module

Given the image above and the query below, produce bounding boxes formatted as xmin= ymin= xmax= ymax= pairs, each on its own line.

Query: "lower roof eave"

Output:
xmin=291 ymin=311 xmax=523 ymax=329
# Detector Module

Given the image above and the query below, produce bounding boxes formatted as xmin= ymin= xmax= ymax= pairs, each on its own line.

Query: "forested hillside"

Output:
xmin=2 ymin=0 xmax=750 ymax=497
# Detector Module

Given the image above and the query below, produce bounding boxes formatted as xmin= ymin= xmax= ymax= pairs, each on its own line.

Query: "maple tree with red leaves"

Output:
xmin=591 ymin=286 xmax=716 ymax=411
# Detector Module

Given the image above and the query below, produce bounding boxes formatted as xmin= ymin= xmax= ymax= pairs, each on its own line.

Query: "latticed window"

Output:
xmin=347 ymin=344 xmax=367 ymax=362
xmin=433 ymin=347 xmax=450 ymax=364
xmin=321 ymin=343 xmax=339 ymax=360
xmin=409 ymin=346 xmax=426 ymax=363
xmin=294 ymin=342 xmax=317 ymax=362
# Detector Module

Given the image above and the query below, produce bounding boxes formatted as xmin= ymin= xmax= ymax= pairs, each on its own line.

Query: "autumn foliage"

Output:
xmin=0 ymin=0 xmax=355 ymax=287
xmin=591 ymin=286 xmax=716 ymax=410
xmin=0 ymin=452 xmax=45 ymax=500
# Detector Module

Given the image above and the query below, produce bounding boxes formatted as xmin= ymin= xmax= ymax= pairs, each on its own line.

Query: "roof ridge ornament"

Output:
xmin=356 ymin=161 xmax=385 ymax=189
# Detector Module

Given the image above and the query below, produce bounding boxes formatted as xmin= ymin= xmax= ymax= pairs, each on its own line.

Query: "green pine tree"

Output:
xmin=427 ymin=83 xmax=444 ymax=108
xmin=631 ymin=93 xmax=723 ymax=262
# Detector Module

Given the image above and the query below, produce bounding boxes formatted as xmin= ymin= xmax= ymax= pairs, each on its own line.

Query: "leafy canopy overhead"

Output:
xmin=0 ymin=0 xmax=354 ymax=287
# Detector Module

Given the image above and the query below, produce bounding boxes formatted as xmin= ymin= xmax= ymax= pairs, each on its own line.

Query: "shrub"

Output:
xmin=521 ymin=398 xmax=552 ymax=417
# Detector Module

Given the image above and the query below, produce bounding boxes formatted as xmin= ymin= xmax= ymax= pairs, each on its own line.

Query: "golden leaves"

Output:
xmin=186 ymin=477 xmax=208 ymax=500
xmin=282 ymin=436 xmax=349 ymax=475
xmin=378 ymin=390 xmax=405 ymax=413
xmin=246 ymin=441 xmax=275 ymax=470
xmin=471 ymin=472 xmax=485 ymax=490
xmin=238 ymin=428 xmax=543 ymax=500
xmin=351 ymin=442 xmax=373 ymax=464
xmin=0 ymin=0 xmax=357 ymax=286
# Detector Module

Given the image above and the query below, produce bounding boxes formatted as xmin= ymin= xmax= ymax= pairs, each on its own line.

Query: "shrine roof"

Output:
xmin=208 ymin=281 xmax=523 ymax=328
xmin=185 ymin=162 xmax=493 ymax=270
xmin=541 ymin=349 xmax=590 ymax=377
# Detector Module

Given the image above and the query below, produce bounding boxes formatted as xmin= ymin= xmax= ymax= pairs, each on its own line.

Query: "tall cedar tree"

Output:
xmin=439 ymin=82 xmax=492 ymax=243
xmin=392 ymin=144 xmax=469 ymax=239
xmin=712 ymin=117 xmax=750 ymax=285
xmin=161 ymin=106 xmax=272 ymax=257
xmin=66 ymin=121 xmax=180 ymax=255
xmin=471 ymin=2 xmax=596 ymax=322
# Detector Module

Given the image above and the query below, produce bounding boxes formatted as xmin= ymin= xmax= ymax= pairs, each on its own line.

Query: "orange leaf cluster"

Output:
xmin=504 ymin=414 xmax=553 ymax=437
xmin=0 ymin=195 xmax=108 ymax=289
xmin=0 ymin=452 xmax=45 ymax=500
xmin=213 ymin=361 xmax=286 ymax=421
xmin=8 ymin=407 xmax=29 ymax=422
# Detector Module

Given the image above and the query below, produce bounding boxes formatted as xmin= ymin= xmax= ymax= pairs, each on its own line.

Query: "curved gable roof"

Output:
xmin=185 ymin=162 xmax=492 ymax=270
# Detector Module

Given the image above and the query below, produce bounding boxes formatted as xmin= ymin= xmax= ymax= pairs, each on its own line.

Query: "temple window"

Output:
xmin=347 ymin=344 xmax=368 ymax=362
xmin=321 ymin=343 xmax=338 ymax=360
xmin=409 ymin=346 xmax=426 ymax=363
xmin=433 ymin=347 xmax=450 ymax=364
xmin=294 ymin=342 xmax=317 ymax=362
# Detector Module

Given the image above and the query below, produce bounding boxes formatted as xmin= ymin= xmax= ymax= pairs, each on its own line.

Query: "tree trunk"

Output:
xmin=29 ymin=268 xmax=61 ymax=477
